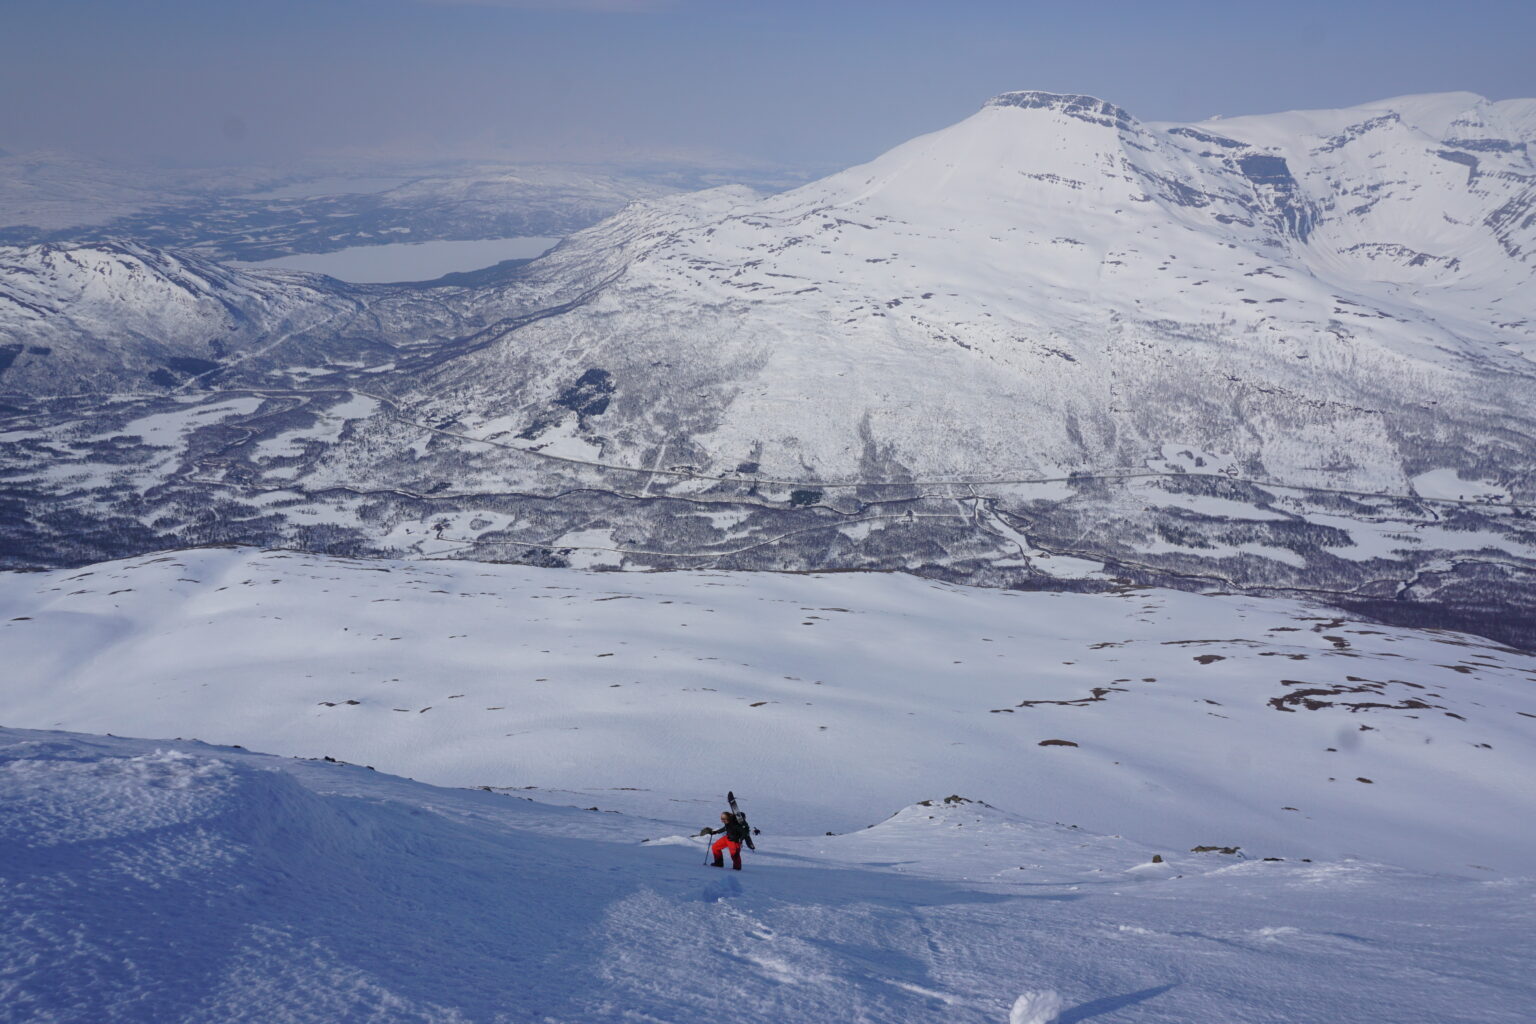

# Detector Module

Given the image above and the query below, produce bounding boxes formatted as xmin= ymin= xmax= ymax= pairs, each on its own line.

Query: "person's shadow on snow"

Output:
xmin=699 ymin=874 xmax=744 ymax=901
xmin=1056 ymin=984 xmax=1176 ymax=1022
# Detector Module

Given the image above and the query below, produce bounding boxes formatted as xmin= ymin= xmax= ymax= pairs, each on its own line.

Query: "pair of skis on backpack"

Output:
xmin=729 ymin=791 xmax=756 ymax=850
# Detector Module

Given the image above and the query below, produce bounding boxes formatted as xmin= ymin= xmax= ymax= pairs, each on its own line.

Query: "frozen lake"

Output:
xmin=237 ymin=237 xmax=560 ymax=283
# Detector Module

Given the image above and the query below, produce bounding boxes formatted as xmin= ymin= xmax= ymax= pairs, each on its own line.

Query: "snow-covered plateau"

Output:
xmin=2 ymin=546 xmax=1533 ymax=878
xmin=3 ymin=90 xmax=1536 ymax=645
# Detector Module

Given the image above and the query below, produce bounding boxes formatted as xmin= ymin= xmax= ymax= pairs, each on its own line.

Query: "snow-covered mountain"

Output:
xmin=3 ymin=91 xmax=1535 ymax=645
xmin=7 ymin=725 xmax=1532 ymax=1023
xmin=413 ymin=90 xmax=1536 ymax=484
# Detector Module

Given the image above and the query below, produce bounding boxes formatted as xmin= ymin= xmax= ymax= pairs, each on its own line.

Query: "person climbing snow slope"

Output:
xmin=707 ymin=810 xmax=750 ymax=870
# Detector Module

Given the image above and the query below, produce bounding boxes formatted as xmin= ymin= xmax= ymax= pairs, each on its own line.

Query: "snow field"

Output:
xmin=2 ymin=547 xmax=1533 ymax=875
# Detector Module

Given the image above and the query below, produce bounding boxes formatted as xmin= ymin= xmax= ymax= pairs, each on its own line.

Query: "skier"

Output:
xmin=706 ymin=810 xmax=751 ymax=870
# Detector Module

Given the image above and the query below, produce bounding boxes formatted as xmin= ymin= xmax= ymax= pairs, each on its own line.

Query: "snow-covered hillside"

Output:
xmin=0 ymin=243 xmax=358 ymax=393
xmin=3 ymin=547 xmax=1533 ymax=876
xmin=3 ymin=725 xmax=1532 ymax=1023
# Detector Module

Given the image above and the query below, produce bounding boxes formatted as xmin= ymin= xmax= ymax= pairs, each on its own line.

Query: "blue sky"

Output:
xmin=4 ymin=0 xmax=1533 ymax=169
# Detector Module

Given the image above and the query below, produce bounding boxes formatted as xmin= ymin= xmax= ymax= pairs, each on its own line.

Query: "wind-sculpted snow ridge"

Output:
xmin=4 ymin=547 xmax=1536 ymax=877
xmin=3 ymin=91 xmax=1536 ymax=646
xmin=3 ymin=726 xmax=1533 ymax=1023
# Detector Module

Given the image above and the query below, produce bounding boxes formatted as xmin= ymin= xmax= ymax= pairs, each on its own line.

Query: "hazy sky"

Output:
xmin=4 ymin=0 xmax=1533 ymax=171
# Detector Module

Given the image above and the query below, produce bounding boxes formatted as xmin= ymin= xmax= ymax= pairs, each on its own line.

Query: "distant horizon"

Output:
xmin=4 ymin=0 xmax=1533 ymax=171
xmin=3 ymin=85 xmax=1530 ymax=178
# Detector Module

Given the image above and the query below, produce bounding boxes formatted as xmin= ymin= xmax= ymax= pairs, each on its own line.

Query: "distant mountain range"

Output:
xmin=3 ymin=91 xmax=1534 ymax=646
xmin=0 ymin=153 xmax=808 ymax=260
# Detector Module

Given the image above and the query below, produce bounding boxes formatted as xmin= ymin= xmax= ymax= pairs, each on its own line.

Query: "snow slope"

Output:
xmin=3 ymin=547 xmax=1533 ymax=876
xmin=2 ymin=726 xmax=1532 ymax=1023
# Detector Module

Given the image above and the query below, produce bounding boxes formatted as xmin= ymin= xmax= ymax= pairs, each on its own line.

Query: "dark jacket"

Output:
xmin=712 ymin=817 xmax=750 ymax=843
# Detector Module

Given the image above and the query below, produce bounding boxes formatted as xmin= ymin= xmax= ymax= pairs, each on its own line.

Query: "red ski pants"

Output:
xmin=711 ymin=837 xmax=742 ymax=869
